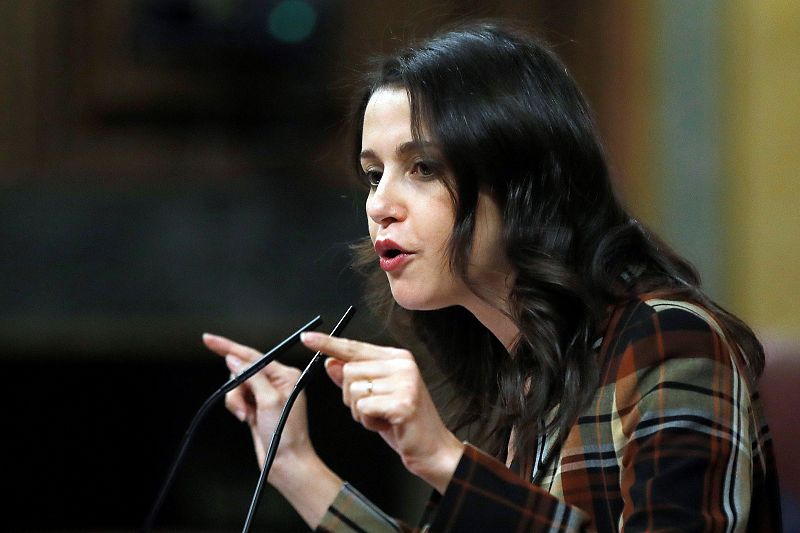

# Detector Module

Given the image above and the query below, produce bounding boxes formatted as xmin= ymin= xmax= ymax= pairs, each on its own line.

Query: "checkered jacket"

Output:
xmin=318 ymin=297 xmax=782 ymax=532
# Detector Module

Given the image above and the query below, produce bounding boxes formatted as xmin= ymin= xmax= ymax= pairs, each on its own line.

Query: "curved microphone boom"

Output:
xmin=241 ymin=305 xmax=356 ymax=533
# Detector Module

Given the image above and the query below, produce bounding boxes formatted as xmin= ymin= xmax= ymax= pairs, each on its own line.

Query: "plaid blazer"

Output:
xmin=317 ymin=297 xmax=782 ymax=532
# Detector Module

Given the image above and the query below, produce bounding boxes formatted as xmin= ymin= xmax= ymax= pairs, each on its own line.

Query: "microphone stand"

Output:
xmin=142 ymin=315 xmax=322 ymax=533
xmin=241 ymin=305 xmax=355 ymax=533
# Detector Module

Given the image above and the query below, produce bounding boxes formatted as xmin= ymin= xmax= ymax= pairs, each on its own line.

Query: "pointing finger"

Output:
xmin=300 ymin=332 xmax=407 ymax=362
xmin=203 ymin=333 xmax=262 ymax=362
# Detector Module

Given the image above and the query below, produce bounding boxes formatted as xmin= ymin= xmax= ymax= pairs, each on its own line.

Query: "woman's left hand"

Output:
xmin=301 ymin=331 xmax=464 ymax=494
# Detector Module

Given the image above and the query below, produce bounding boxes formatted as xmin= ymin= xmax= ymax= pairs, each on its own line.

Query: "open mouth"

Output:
xmin=374 ymin=239 xmax=413 ymax=271
xmin=374 ymin=239 xmax=410 ymax=257
xmin=383 ymin=248 xmax=403 ymax=259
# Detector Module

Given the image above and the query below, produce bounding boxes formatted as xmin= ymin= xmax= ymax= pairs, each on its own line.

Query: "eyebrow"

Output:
xmin=359 ymin=141 xmax=440 ymax=162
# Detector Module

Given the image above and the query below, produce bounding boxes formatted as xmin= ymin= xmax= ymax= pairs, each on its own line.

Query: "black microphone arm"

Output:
xmin=142 ymin=315 xmax=323 ymax=533
xmin=241 ymin=305 xmax=356 ymax=533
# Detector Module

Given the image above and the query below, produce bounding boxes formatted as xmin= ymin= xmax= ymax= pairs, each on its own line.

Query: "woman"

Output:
xmin=203 ymin=23 xmax=781 ymax=531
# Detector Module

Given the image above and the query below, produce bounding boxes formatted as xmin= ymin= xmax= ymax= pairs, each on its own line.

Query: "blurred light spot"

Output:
xmin=267 ymin=1 xmax=317 ymax=44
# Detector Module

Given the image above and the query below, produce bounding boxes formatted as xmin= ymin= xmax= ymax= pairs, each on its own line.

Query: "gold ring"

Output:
xmin=366 ymin=380 xmax=374 ymax=395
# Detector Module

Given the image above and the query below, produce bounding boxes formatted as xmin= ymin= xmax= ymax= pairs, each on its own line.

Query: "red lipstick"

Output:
xmin=374 ymin=239 xmax=413 ymax=272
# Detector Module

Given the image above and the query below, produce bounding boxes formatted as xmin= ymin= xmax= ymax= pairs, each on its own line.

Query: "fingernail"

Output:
xmin=301 ymin=331 xmax=321 ymax=344
xmin=235 ymin=410 xmax=246 ymax=422
xmin=226 ymin=355 xmax=242 ymax=369
xmin=203 ymin=332 xmax=219 ymax=341
xmin=324 ymin=357 xmax=333 ymax=369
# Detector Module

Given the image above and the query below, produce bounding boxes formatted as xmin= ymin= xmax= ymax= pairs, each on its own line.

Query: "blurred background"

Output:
xmin=1 ymin=0 xmax=798 ymax=531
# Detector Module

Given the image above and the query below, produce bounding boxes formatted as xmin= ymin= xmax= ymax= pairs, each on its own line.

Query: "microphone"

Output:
xmin=241 ymin=305 xmax=356 ymax=533
xmin=142 ymin=315 xmax=323 ymax=533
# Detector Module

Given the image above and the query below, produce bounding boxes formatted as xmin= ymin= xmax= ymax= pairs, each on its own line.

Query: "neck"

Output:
xmin=462 ymin=284 xmax=519 ymax=351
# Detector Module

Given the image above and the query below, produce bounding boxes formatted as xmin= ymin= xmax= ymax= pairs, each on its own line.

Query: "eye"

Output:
xmin=411 ymin=160 xmax=436 ymax=178
xmin=364 ymin=169 xmax=382 ymax=187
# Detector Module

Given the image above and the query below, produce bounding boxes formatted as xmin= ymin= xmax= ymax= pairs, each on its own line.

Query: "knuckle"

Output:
xmin=397 ymin=397 xmax=414 ymax=414
xmin=395 ymin=358 xmax=417 ymax=373
xmin=400 ymin=379 xmax=416 ymax=395
xmin=390 ymin=347 xmax=413 ymax=359
xmin=341 ymin=363 xmax=354 ymax=380
xmin=341 ymin=338 xmax=358 ymax=354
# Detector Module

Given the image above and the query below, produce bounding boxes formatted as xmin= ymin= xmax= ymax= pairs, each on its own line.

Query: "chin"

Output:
xmin=389 ymin=286 xmax=447 ymax=312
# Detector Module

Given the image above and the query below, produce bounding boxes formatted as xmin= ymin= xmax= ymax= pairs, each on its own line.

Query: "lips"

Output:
xmin=374 ymin=239 xmax=414 ymax=272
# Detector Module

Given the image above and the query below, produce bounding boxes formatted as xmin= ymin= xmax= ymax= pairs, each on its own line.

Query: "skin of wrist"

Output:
xmin=267 ymin=446 xmax=319 ymax=491
xmin=410 ymin=434 xmax=465 ymax=494
xmin=266 ymin=448 xmax=344 ymax=529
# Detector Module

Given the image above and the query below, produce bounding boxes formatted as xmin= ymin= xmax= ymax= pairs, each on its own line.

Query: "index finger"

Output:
xmin=300 ymin=331 xmax=401 ymax=362
xmin=202 ymin=333 xmax=262 ymax=362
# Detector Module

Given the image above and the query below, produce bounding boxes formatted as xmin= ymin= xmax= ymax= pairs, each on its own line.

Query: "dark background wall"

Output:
xmin=0 ymin=1 xmax=703 ymax=531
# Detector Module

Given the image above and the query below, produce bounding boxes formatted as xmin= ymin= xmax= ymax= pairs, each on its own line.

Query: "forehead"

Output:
xmin=362 ymin=88 xmax=411 ymax=138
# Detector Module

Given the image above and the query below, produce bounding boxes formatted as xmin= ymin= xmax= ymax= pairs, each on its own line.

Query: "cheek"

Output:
xmin=428 ymin=206 xmax=457 ymax=252
xmin=431 ymin=222 xmax=452 ymax=256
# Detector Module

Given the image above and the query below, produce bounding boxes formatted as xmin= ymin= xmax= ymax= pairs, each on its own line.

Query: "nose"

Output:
xmin=366 ymin=172 xmax=406 ymax=228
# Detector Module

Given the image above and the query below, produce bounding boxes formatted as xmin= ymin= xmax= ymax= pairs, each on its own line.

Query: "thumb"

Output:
xmin=324 ymin=357 xmax=344 ymax=388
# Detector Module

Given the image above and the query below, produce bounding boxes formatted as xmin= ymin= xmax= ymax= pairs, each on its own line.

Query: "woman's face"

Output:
xmin=360 ymin=87 xmax=510 ymax=311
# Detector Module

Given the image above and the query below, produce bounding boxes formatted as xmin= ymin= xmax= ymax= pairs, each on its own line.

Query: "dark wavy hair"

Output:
xmin=349 ymin=22 xmax=764 ymax=464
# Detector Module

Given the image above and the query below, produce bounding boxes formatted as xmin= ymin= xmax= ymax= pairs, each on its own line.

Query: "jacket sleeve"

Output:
xmin=316 ymin=482 xmax=408 ymax=533
xmin=425 ymin=443 xmax=592 ymax=531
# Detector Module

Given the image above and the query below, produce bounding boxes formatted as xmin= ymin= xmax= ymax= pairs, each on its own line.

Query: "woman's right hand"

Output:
xmin=202 ymin=333 xmax=315 ymax=476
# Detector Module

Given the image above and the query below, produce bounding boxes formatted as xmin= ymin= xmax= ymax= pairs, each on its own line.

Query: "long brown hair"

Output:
xmin=350 ymin=22 xmax=764 ymax=463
